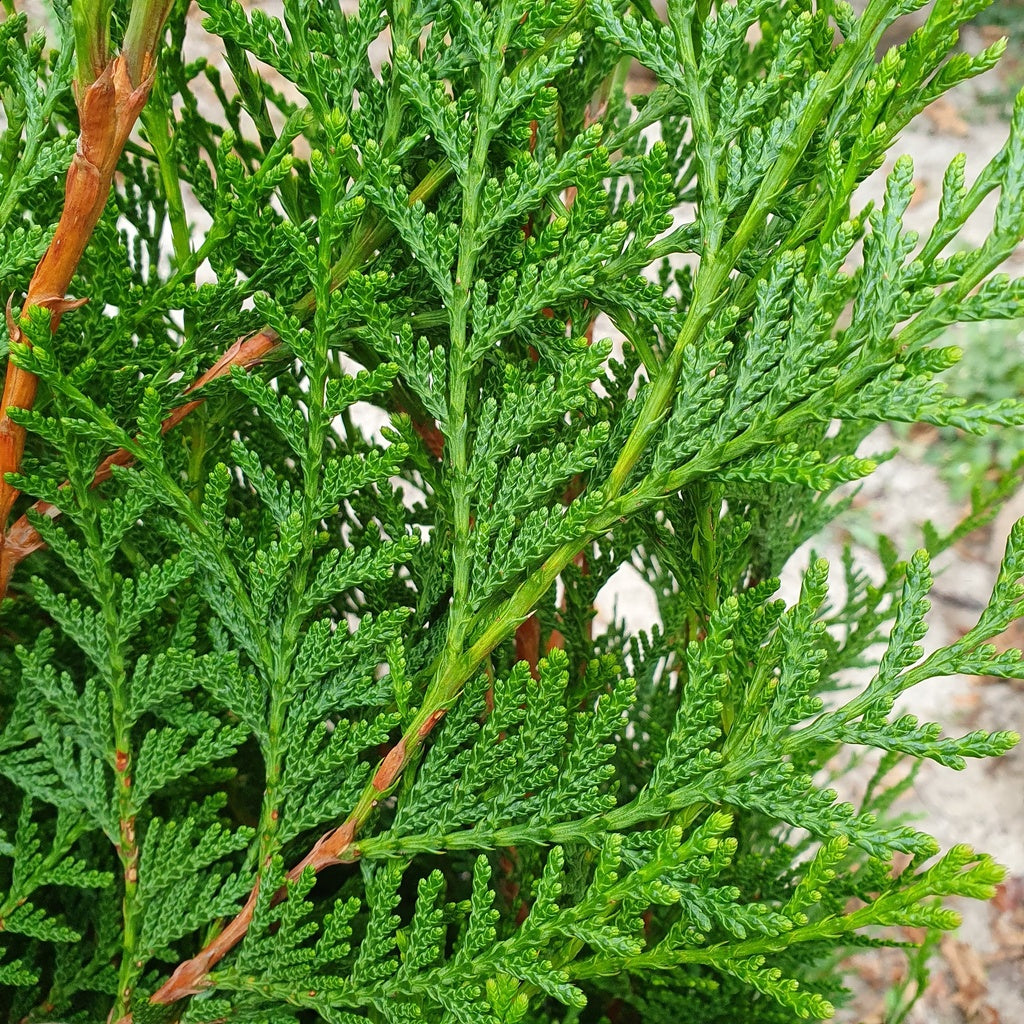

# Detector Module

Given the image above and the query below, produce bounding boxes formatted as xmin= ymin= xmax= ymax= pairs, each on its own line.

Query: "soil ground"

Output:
xmin=824 ymin=18 xmax=1024 ymax=1022
xmin=813 ymin=13 xmax=1024 ymax=1022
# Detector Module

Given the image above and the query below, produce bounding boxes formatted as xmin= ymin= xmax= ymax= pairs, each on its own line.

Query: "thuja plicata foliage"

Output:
xmin=2 ymin=0 xmax=1024 ymax=1019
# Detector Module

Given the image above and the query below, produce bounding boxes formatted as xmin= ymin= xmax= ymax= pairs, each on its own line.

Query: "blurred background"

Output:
xmin=828 ymin=4 xmax=1024 ymax=1021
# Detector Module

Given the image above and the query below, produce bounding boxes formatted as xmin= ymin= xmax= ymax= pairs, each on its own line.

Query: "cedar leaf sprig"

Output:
xmin=1 ymin=0 xmax=1023 ymax=1021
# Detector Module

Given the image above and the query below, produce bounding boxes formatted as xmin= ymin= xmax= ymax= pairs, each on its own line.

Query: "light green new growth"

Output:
xmin=1 ymin=0 xmax=1023 ymax=1021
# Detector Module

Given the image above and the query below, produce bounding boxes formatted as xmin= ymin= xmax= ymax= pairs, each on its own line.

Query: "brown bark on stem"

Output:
xmin=0 ymin=323 xmax=281 ymax=595
xmin=1 ymin=149 xmax=454 ymax=597
xmin=0 ymin=54 xmax=157 ymax=576
xmin=147 ymin=704 xmax=447 ymax=1006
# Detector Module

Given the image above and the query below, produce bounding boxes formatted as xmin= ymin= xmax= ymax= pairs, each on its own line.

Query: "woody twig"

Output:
xmin=0 ymin=0 xmax=175 ymax=578
xmin=146 ymin=697 xmax=450 ymax=1006
xmin=0 ymin=142 xmax=453 ymax=598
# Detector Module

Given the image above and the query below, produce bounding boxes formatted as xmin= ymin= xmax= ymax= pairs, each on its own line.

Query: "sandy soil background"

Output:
xmin=810 ymin=13 xmax=1024 ymax=1021
xmin=577 ymin=6 xmax=1024 ymax=1018
xmin=593 ymin=7 xmax=1024 ymax=1017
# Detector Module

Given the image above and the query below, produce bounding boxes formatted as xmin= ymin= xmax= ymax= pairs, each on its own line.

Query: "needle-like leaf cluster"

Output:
xmin=1 ymin=0 xmax=1023 ymax=1021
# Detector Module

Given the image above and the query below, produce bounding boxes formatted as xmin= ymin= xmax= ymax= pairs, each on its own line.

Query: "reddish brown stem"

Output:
xmin=145 ymin=883 xmax=261 ymax=1004
xmin=0 ymin=326 xmax=280 ymax=595
xmin=514 ymin=613 xmax=542 ymax=679
xmin=0 ymin=46 xmax=167 ymax=587
xmin=148 ymin=702 xmax=451 ymax=1005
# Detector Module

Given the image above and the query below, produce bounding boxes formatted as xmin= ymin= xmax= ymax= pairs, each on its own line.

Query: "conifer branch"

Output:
xmin=4 ymin=1 xmax=1024 ymax=1020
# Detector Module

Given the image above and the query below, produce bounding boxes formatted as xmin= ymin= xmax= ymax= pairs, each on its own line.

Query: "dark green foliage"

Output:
xmin=2 ymin=0 xmax=1024 ymax=1021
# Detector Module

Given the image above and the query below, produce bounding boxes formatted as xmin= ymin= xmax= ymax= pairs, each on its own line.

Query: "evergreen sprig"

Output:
xmin=1 ymin=0 xmax=1023 ymax=1021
